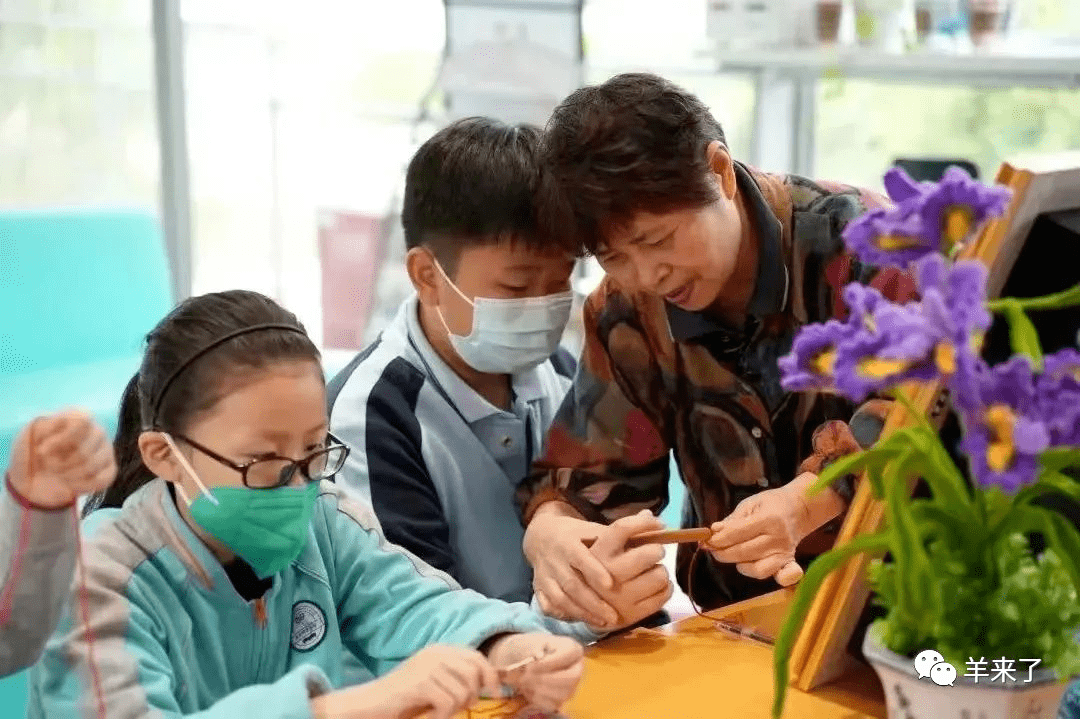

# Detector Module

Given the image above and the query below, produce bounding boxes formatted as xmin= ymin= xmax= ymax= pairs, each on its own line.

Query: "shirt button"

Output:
xmin=501 ymin=436 xmax=513 ymax=447
xmin=751 ymin=427 xmax=763 ymax=439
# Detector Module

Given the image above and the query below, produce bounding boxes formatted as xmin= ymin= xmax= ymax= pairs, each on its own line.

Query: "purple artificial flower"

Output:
xmin=914 ymin=254 xmax=992 ymax=410
xmin=779 ymin=284 xmax=889 ymax=393
xmin=1036 ymin=348 xmax=1080 ymax=447
xmin=882 ymin=165 xmax=930 ymax=203
xmin=842 ymin=203 xmax=930 ymax=268
xmin=779 ymin=320 xmax=852 ymax=392
xmin=842 ymin=166 xmax=1012 ymax=269
xmin=916 ymin=166 xmax=1012 ymax=254
xmin=831 ymin=300 xmax=938 ymax=402
xmin=822 ymin=256 xmax=992 ymax=403
xmin=959 ymin=357 xmax=1050 ymax=493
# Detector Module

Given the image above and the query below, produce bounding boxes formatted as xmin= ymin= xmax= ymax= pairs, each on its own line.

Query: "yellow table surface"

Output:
xmin=461 ymin=614 xmax=887 ymax=719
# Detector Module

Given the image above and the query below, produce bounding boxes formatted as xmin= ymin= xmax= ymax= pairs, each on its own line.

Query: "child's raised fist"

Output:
xmin=7 ymin=409 xmax=116 ymax=509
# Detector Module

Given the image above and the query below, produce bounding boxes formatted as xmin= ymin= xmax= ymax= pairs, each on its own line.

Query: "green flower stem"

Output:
xmin=993 ymin=298 xmax=1044 ymax=369
xmin=886 ymin=449 xmax=935 ymax=622
xmin=986 ymin=283 xmax=1080 ymax=312
xmin=1040 ymin=448 xmax=1080 ymax=473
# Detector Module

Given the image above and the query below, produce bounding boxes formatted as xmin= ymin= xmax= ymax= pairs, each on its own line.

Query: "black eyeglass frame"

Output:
xmin=169 ymin=432 xmax=350 ymax=489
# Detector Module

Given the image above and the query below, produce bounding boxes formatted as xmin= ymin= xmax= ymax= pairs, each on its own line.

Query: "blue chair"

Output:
xmin=0 ymin=208 xmax=172 ymax=713
xmin=0 ymin=208 xmax=173 ymax=466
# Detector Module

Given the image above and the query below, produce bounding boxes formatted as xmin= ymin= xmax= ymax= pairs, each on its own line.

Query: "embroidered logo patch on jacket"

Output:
xmin=291 ymin=600 xmax=326 ymax=652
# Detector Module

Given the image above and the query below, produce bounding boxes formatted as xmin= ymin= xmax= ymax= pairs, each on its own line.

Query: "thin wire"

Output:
xmin=682 ymin=539 xmax=717 ymax=617
xmin=468 ymin=546 xmax=762 ymax=719
xmin=685 ymin=542 xmax=777 ymax=646
xmin=465 ymin=696 xmax=517 ymax=719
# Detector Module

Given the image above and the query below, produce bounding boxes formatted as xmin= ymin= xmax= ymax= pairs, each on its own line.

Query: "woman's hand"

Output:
xmin=706 ymin=472 xmax=845 ymax=585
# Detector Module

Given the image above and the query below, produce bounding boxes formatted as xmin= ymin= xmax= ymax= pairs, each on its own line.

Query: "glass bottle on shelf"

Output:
xmin=816 ymin=0 xmax=844 ymax=44
xmin=913 ymin=0 xmax=965 ymax=47
xmin=968 ymin=0 xmax=1023 ymax=47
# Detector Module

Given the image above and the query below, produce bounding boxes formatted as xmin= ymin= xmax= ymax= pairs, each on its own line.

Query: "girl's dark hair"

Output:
xmin=85 ymin=290 xmax=319 ymax=514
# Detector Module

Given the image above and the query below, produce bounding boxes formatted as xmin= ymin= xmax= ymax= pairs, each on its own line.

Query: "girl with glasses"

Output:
xmin=28 ymin=289 xmax=583 ymax=719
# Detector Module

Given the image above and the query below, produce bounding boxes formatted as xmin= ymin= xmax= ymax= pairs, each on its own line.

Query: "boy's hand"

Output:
xmin=525 ymin=513 xmax=619 ymax=627
xmin=586 ymin=511 xmax=673 ymax=630
xmin=7 ymin=409 xmax=116 ymax=509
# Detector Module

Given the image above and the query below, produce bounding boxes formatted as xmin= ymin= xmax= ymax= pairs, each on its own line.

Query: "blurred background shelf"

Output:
xmin=713 ymin=44 xmax=1080 ymax=86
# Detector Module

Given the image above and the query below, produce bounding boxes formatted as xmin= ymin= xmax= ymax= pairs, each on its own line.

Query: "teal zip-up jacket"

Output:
xmin=27 ymin=479 xmax=553 ymax=719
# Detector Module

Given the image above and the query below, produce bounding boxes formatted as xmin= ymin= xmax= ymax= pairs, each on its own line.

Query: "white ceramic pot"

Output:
xmin=862 ymin=623 xmax=1068 ymax=719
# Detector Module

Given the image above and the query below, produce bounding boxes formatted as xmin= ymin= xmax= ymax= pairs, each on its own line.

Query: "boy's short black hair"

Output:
xmin=402 ymin=117 xmax=552 ymax=276
xmin=538 ymin=72 xmax=727 ymax=255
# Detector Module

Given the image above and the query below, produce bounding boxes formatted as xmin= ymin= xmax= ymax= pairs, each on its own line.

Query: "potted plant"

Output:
xmin=853 ymin=0 xmax=915 ymax=50
xmin=771 ymin=165 xmax=1080 ymax=719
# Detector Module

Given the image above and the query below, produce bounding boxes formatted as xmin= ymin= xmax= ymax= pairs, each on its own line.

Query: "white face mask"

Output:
xmin=433 ymin=260 xmax=574 ymax=374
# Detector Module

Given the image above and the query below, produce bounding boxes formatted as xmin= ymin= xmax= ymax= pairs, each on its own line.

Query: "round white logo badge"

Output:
xmin=291 ymin=601 xmax=326 ymax=652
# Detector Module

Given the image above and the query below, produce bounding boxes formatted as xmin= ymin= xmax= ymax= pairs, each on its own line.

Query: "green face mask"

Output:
xmin=163 ymin=432 xmax=321 ymax=577
xmin=187 ymin=481 xmax=320 ymax=578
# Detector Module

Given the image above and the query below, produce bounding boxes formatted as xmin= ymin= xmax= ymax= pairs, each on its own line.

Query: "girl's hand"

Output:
xmin=312 ymin=644 xmax=502 ymax=719
xmin=486 ymin=634 xmax=584 ymax=713
xmin=382 ymin=644 xmax=502 ymax=719
xmin=7 ymin=409 xmax=116 ymax=509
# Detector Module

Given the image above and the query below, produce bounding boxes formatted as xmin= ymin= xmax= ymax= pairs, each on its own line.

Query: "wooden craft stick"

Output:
xmin=581 ymin=527 xmax=712 ymax=549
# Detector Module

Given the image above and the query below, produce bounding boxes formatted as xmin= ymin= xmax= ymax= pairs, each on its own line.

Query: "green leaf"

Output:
xmin=1041 ymin=511 xmax=1080 ymax=599
xmin=807 ymin=426 xmax=932 ymax=498
xmin=1000 ymin=299 xmax=1044 ymax=369
xmin=807 ymin=447 xmax=878 ymax=496
xmin=772 ymin=532 xmax=892 ymax=719
xmin=909 ymin=503 xmax=969 ymax=550
xmin=1040 ymin=448 xmax=1080 ymax=473
xmin=998 ymin=505 xmax=1080 ymax=599
xmin=984 ymin=487 xmax=1017 ymax=537
xmin=865 ymin=463 xmax=886 ymax=500
xmin=1014 ymin=471 xmax=1080 ymax=510
xmin=885 ymin=449 xmax=937 ymax=620
xmin=898 ymin=426 xmax=976 ymax=520
xmin=1023 ymin=507 xmax=1080 ymax=600
xmin=989 ymin=283 xmax=1080 ymax=313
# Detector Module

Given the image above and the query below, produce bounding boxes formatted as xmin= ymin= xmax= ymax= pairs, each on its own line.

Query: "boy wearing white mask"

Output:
xmin=328 ymin=118 xmax=671 ymax=637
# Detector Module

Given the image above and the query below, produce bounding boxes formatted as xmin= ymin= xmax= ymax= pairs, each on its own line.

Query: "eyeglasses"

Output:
xmin=172 ymin=433 xmax=350 ymax=489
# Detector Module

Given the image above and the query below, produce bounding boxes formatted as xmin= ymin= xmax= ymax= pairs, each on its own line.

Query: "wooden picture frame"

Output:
xmin=783 ymin=153 xmax=1080 ymax=694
